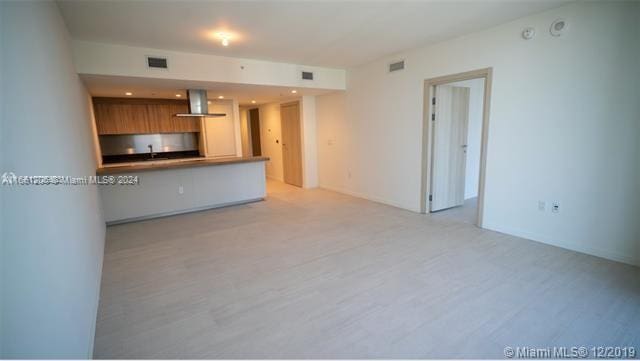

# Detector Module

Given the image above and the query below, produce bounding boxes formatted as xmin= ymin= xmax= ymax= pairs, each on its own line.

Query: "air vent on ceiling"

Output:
xmin=147 ymin=56 xmax=168 ymax=69
xmin=302 ymin=71 xmax=314 ymax=80
xmin=389 ymin=60 xmax=405 ymax=72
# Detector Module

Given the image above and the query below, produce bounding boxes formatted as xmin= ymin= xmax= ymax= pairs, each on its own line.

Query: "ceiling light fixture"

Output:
xmin=218 ymin=95 xmax=224 ymax=99
xmin=207 ymin=30 xmax=243 ymax=48
xmin=251 ymin=100 xmax=256 ymax=104
xmin=291 ymin=90 xmax=297 ymax=94
xmin=175 ymin=94 xmax=182 ymax=98
xmin=216 ymin=32 xmax=231 ymax=47
xmin=125 ymin=92 xmax=133 ymax=96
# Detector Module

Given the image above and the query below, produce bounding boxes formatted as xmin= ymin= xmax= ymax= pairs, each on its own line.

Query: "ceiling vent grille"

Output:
xmin=389 ymin=60 xmax=405 ymax=72
xmin=302 ymin=71 xmax=314 ymax=80
xmin=147 ymin=56 xmax=168 ymax=69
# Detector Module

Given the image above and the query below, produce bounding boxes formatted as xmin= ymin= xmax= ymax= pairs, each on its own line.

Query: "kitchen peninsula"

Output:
xmin=97 ymin=156 xmax=269 ymax=224
xmin=91 ymin=90 xmax=269 ymax=224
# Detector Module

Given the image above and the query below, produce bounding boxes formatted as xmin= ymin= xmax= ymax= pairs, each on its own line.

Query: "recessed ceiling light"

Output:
xmin=207 ymin=30 xmax=242 ymax=48
xmin=291 ymin=90 xmax=297 ymax=94
xmin=251 ymin=100 xmax=256 ymax=104
xmin=216 ymin=32 xmax=231 ymax=47
xmin=207 ymin=101 xmax=212 ymax=104
xmin=218 ymin=95 xmax=224 ymax=99
xmin=125 ymin=92 xmax=132 ymax=96
xmin=175 ymin=94 xmax=182 ymax=98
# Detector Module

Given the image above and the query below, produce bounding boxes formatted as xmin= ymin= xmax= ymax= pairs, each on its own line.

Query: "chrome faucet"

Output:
xmin=148 ymin=144 xmax=157 ymax=159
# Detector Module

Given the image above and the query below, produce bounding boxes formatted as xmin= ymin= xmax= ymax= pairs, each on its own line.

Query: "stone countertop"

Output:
xmin=96 ymin=156 xmax=269 ymax=175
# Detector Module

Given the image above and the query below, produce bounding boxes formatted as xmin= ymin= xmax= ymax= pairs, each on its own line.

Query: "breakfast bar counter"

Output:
xmin=97 ymin=156 xmax=270 ymax=175
xmin=98 ymin=156 xmax=269 ymax=224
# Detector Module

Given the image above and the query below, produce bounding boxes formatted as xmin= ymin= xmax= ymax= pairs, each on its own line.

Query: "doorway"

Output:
xmin=248 ymin=108 xmax=262 ymax=156
xmin=421 ymin=68 xmax=492 ymax=227
xmin=280 ymin=101 xmax=303 ymax=187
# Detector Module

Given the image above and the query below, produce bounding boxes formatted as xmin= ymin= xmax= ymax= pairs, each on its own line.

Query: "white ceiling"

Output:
xmin=58 ymin=0 xmax=569 ymax=68
xmin=81 ymin=75 xmax=335 ymax=106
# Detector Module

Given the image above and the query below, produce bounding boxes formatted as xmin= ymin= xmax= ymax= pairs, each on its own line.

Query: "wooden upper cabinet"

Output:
xmin=93 ymin=98 xmax=201 ymax=135
xmin=93 ymin=102 xmax=115 ymax=135
xmin=145 ymin=103 xmax=170 ymax=133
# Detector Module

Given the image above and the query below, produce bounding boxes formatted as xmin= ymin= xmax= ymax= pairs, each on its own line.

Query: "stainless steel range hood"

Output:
xmin=175 ymin=89 xmax=226 ymax=117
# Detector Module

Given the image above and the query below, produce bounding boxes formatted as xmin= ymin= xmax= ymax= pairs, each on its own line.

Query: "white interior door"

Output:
xmin=430 ymin=85 xmax=470 ymax=212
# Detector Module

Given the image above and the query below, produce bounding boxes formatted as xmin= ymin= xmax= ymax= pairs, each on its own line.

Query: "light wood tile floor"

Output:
xmin=431 ymin=197 xmax=478 ymax=224
xmin=94 ymin=180 xmax=640 ymax=359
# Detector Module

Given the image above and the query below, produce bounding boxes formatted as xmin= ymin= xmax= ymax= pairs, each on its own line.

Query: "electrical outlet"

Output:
xmin=552 ymin=201 xmax=560 ymax=213
xmin=178 ymin=185 xmax=184 ymax=194
xmin=538 ymin=201 xmax=546 ymax=211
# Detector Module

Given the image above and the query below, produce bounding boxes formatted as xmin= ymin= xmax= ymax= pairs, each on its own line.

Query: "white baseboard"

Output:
xmin=319 ymin=183 xmax=420 ymax=213
xmin=483 ymin=221 xmax=640 ymax=267
xmin=106 ymin=198 xmax=265 ymax=225
xmin=320 ymin=183 xmax=638 ymax=267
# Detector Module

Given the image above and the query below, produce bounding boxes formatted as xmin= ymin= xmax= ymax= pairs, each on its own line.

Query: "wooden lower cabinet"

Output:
xmin=93 ymin=98 xmax=200 ymax=135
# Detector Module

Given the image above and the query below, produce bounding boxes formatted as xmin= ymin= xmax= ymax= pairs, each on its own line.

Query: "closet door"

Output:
xmin=431 ymin=85 xmax=470 ymax=211
xmin=280 ymin=102 xmax=303 ymax=187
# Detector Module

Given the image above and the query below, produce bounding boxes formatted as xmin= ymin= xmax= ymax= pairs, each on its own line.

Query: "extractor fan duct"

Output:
xmin=175 ymin=89 xmax=226 ymax=117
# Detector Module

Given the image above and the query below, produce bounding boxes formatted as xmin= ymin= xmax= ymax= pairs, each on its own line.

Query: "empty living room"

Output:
xmin=1 ymin=0 xmax=639 ymax=359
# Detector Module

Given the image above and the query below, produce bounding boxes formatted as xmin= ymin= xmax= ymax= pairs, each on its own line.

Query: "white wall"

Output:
xmin=446 ymin=78 xmax=485 ymax=199
xmin=72 ymin=41 xmax=346 ymax=90
xmin=1 ymin=1 xmax=105 ymax=357
xmin=204 ymin=99 xmax=242 ymax=158
xmin=300 ymin=96 xmax=319 ymax=188
xmin=316 ymin=1 xmax=640 ymax=266
xmin=0 ymin=2 xmax=4 ymax=357
xmin=316 ymin=91 xmax=350 ymax=193
xmin=259 ymin=102 xmax=284 ymax=181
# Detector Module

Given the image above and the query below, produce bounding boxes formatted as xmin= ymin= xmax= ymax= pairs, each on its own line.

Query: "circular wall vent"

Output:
xmin=550 ymin=19 xmax=568 ymax=37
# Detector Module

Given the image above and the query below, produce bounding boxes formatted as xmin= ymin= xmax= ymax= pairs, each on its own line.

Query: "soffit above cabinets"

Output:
xmin=81 ymin=74 xmax=341 ymax=106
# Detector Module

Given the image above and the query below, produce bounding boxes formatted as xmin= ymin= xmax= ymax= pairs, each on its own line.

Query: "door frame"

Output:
xmin=420 ymin=67 xmax=493 ymax=227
